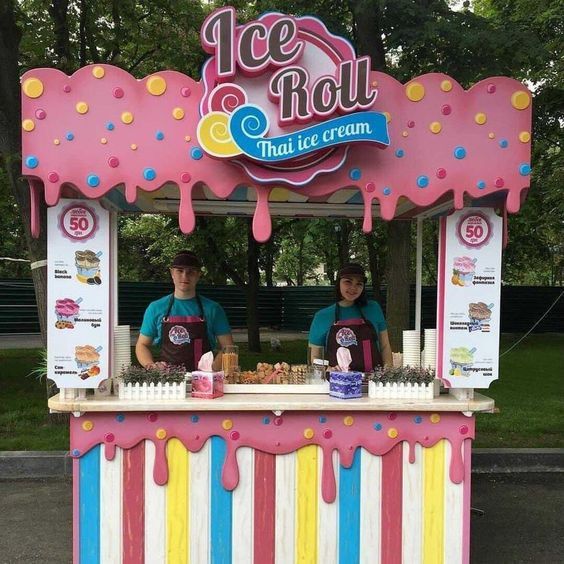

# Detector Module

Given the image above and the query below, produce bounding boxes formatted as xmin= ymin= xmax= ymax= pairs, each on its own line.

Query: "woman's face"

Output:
xmin=339 ymin=275 xmax=364 ymax=302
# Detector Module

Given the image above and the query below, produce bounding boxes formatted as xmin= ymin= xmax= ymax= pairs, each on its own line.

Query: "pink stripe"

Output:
xmin=335 ymin=318 xmax=365 ymax=326
xmin=362 ymin=339 xmax=373 ymax=371
xmin=253 ymin=451 xmax=275 ymax=564
xmin=166 ymin=316 xmax=203 ymax=323
xmin=462 ymin=438 xmax=472 ymax=563
xmin=73 ymin=458 xmax=79 ymax=564
xmin=437 ymin=217 xmax=447 ymax=385
xmin=123 ymin=442 xmax=145 ymax=564
xmin=194 ymin=339 xmax=203 ymax=366
xmin=28 ymin=179 xmax=41 ymax=238
xmin=381 ymin=443 xmax=402 ymax=564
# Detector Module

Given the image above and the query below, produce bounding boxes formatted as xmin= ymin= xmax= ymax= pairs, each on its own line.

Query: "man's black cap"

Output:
xmin=171 ymin=250 xmax=202 ymax=269
xmin=337 ymin=262 xmax=367 ymax=282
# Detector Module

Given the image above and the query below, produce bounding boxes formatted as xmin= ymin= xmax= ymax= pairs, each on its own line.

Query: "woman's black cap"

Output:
xmin=337 ymin=262 xmax=367 ymax=282
xmin=171 ymin=250 xmax=201 ymax=269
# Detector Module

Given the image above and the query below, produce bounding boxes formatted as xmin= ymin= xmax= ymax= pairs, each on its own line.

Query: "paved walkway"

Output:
xmin=1 ymin=473 xmax=562 ymax=563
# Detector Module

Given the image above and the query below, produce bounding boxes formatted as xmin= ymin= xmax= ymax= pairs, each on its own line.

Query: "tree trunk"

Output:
xmin=246 ymin=220 xmax=261 ymax=352
xmin=365 ymin=231 xmax=383 ymax=303
xmin=385 ymin=221 xmax=412 ymax=351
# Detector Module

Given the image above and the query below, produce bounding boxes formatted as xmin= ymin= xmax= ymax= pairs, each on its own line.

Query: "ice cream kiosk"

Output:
xmin=21 ymin=7 xmax=532 ymax=563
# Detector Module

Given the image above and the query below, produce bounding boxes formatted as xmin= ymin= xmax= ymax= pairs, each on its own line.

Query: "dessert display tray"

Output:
xmin=223 ymin=383 xmax=330 ymax=394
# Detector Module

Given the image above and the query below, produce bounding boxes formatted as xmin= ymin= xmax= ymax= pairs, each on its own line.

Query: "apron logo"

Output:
xmin=168 ymin=325 xmax=191 ymax=345
xmin=336 ymin=327 xmax=357 ymax=347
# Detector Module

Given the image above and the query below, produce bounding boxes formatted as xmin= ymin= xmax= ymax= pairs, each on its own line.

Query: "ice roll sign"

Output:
xmin=437 ymin=208 xmax=502 ymax=388
xmin=47 ymin=199 xmax=110 ymax=388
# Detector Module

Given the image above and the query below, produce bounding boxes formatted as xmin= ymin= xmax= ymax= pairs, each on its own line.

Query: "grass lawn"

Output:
xmin=0 ymin=334 xmax=562 ymax=450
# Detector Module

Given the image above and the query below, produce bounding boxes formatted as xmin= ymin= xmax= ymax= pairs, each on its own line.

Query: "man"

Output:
xmin=135 ymin=250 xmax=234 ymax=371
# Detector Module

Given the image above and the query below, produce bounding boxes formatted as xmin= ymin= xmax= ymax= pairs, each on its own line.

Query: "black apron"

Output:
xmin=326 ymin=303 xmax=383 ymax=372
xmin=160 ymin=294 xmax=211 ymax=371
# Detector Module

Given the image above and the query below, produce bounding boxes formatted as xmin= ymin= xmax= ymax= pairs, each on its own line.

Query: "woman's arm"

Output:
xmin=378 ymin=329 xmax=393 ymax=367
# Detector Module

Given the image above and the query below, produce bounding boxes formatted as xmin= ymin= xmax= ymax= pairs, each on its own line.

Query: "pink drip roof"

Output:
xmin=21 ymin=65 xmax=532 ymax=242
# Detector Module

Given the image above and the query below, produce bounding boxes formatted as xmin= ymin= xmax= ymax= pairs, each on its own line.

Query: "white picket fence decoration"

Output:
xmin=118 ymin=381 xmax=187 ymax=400
xmin=368 ymin=381 xmax=435 ymax=400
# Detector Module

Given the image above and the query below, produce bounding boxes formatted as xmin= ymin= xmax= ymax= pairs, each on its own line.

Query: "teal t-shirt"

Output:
xmin=140 ymin=294 xmax=231 ymax=350
xmin=308 ymin=300 xmax=387 ymax=348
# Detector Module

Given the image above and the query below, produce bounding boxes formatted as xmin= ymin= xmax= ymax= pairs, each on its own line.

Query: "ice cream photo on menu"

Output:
xmin=452 ymin=256 xmax=477 ymax=287
xmin=468 ymin=302 xmax=493 ymax=332
xmin=449 ymin=346 xmax=476 ymax=376
xmin=75 ymin=345 xmax=102 ymax=380
xmin=54 ymin=297 xmax=82 ymax=329
xmin=75 ymin=250 xmax=102 ymax=285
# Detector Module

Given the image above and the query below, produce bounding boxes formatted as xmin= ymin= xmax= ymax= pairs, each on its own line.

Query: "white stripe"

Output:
xmin=275 ymin=452 xmax=296 ymax=564
xmin=100 ymin=446 xmax=122 ymax=564
xmin=402 ymin=442 xmax=423 ymax=564
xmin=317 ymin=448 xmax=339 ymax=564
xmin=189 ymin=440 xmax=210 ymax=564
xmin=443 ymin=441 xmax=463 ymax=564
xmin=360 ymin=448 xmax=382 ymax=564
xmin=232 ymin=447 xmax=254 ymax=562
xmin=145 ymin=441 xmax=166 ymax=563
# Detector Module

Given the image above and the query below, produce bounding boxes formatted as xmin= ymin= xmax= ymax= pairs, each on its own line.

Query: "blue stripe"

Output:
xmin=227 ymin=186 xmax=248 ymax=201
xmin=339 ymin=447 xmax=361 ymax=564
xmin=210 ymin=436 xmax=232 ymax=564
xmin=346 ymin=191 xmax=363 ymax=204
xmin=79 ymin=446 xmax=100 ymax=564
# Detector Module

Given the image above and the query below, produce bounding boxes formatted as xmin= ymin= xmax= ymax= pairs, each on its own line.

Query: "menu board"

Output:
xmin=437 ymin=208 xmax=502 ymax=388
xmin=47 ymin=200 xmax=110 ymax=388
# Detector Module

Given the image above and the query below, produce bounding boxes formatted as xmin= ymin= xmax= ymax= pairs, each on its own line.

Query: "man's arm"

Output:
xmin=378 ymin=329 xmax=393 ymax=367
xmin=135 ymin=334 xmax=156 ymax=368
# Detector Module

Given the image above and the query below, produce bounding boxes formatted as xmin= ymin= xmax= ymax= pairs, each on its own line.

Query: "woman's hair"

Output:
xmin=335 ymin=263 xmax=368 ymax=306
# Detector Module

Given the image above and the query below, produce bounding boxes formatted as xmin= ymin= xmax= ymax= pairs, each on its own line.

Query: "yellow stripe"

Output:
xmin=423 ymin=439 xmax=445 ymax=564
xmin=296 ymin=445 xmax=318 ymax=563
xmin=167 ymin=438 xmax=189 ymax=564
xmin=269 ymin=187 xmax=290 ymax=202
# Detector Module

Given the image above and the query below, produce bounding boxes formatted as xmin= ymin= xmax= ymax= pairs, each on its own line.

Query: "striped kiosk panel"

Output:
xmin=254 ymin=451 xmax=276 ymax=564
xmin=339 ymin=448 xmax=361 ymax=563
xmin=360 ymin=448 xmax=382 ymax=564
xmin=318 ymin=448 xmax=339 ymax=564
xmin=402 ymin=443 xmax=423 ymax=564
xmin=296 ymin=445 xmax=318 ymax=563
xmin=211 ymin=436 xmax=232 ymax=564
xmin=80 ymin=445 xmax=101 ymax=564
xmin=190 ymin=440 xmax=211 ymax=564
xmin=101 ymin=446 xmax=122 ymax=564
xmin=275 ymin=452 xmax=296 ymax=564
xmin=232 ymin=447 xmax=254 ymax=562
xmin=123 ymin=441 xmax=145 ymax=564
xmin=443 ymin=440 xmax=464 ymax=564
xmin=423 ymin=440 xmax=446 ymax=564
xmin=167 ymin=438 xmax=189 ymax=564
xmin=145 ymin=441 xmax=166 ymax=563
xmin=381 ymin=443 xmax=403 ymax=564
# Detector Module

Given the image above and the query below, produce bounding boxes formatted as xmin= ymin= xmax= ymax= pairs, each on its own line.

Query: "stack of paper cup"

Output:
xmin=402 ymin=330 xmax=421 ymax=367
xmin=424 ymin=329 xmax=437 ymax=370
xmin=392 ymin=352 xmax=403 ymax=368
xmin=113 ymin=325 xmax=132 ymax=377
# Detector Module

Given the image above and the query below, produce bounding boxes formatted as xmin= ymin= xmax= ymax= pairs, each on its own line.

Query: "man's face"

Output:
xmin=170 ymin=266 xmax=201 ymax=295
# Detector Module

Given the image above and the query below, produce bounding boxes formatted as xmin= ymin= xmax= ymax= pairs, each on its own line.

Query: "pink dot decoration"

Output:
xmin=230 ymin=431 xmax=240 ymax=440
xmin=441 ymin=104 xmax=452 ymax=116
xmin=365 ymin=182 xmax=375 ymax=193
xmin=495 ymin=177 xmax=505 ymax=188
xmin=181 ymin=87 xmax=191 ymax=97
xmin=47 ymin=171 xmax=59 ymax=183
xmin=113 ymin=87 xmax=124 ymax=99
xmin=388 ymin=412 xmax=397 ymax=420
xmin=105 ymin=433 xmax=115 ymax=442
xmin=63 ymin=85 xmax=71 ymax=93
xmin=407 ymin=120 xmax=415 ymax=128
xmin=459 ymin=425 xmax=469 ymax=435
xmin=323 ymin=429 xmax=333 ymax=439
xmin=275 ymin=441 xmax=281 ymax=446
xmin=436 ymin=168 xmax=447 ymax=179
xmin=180 ymin=172 xmax=191 ymax=183
xmin=148 ymin=412 xmax=158 ymax=422
xmin=273 ymin=417 xmax=283 ymax=426
xmin=487 ymin=84 xmax=496 ymax=94
xmin=35 ymin=109 xmax=46 ymax=120
xmin=108 ymin=156 xmax=119 ymax=168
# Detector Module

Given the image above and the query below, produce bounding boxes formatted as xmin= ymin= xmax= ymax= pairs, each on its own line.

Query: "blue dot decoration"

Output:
xmin=454 ymin=146 xmax=466 ymax=159
xmin=155 ymin=131 xmax=164 ymax=141
xmin=66 ymin=132 xmax=74 ymax=141
xmin=87 ymin=174 xmax=100 ymax=187
xmin=349 ymin=168 xmax=362 ymax=181
xmin=106 ymin=122 xmax=115 ymax=131
xmin=395 ymin=149 xmax=404 ymax=158
xmin=417 ymin=175 xmax=429 ymax=188
xmin=383 ymin=186 xmax=392 ymax=196
xmin=191 ymin=147 xmax=203 ymax=160
xmin=263 ymin=417 xmax=270 ymax=425
xmin=414 ymin=416 xmax=422 ymax=424
xmin=373 ymin=423 xmax=382 ymax=431
xmin=499 ymin=139 xmax=508 ymax=148
xmin=143 ymin=167 xmax=156 ymax=181
xmin=519 ymin=163 xmax=531 ymax=176
xmin=477 ymin=180 xmax=486 ymax=189
xmin=116 ymin=414 xmax=125 ymax=422
xmin=72 ymin=449 xmax=80 ymax=457
xmin=25 ymin=155 xmax=39 ymax=169
xmin=319 ymin=416 xmax=327 ymax=423
xmin=191 ymin=415 xmax=199 ymax=423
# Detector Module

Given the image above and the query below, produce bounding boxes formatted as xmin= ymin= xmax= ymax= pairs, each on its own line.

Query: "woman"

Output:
xmin=308 ymin=263 xmax=392 ymax=372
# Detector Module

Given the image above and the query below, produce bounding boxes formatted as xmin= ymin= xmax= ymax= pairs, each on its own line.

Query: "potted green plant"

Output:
xmin=118 ymin=364 xmax=188 ymax=400
xmin=369 ymin=365 xmax=436 ymax=399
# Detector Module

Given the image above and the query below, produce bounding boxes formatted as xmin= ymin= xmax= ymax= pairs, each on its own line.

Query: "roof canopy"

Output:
xmin=21 ymin=9 xmax=532 ymax=241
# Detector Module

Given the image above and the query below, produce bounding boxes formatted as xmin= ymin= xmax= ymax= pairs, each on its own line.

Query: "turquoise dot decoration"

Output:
xmin=454 ymin=146 xmax=466 ymax=159
xmin=191 ymin=147 xmax=203 ymax=160
xmin=414 ymin=416 xmax=422 ymax=424
xmin=349 ymin=168 xmax=361 ymax=181
xmin=191 ymin=415 xmax=199 ymax=423
xmin=373 ymin=423 xmax=382 ymax=431
xmin=87 ymin=174 xmax=100 ymax=187
xmin=25 ymin=155 xmax=39 ymax=169
xmin=143 ymin=167 xmax=156 ymax=181
xmin=66 ymin=132 xmax=74 ymax=141
xmin=116 ymin=414 xmax=125 ymax=422
xmin=417 ymin=175 xmax=429 ymax=188
xmin=383 ymin=187 xmax=392 ymax=195
xmin=262 ymin=417 xmax=270 ymax=425
xmin=477 ymin=180 xmax=486 ymax=189
xmin=155 ymin=131 xmax=164 ymax=140
xmin=395 ymin=149 xmax=404 ymax=158
xmin=499 ymin=139 xmax=508 ymax=148
xmin=106 ymin=122 xmax=115 ymax=131
xmin=72 ymin=449 xmax=80 ymax=457
xmin=519 ymin=163 xmax=531 ymax=176
xmin=319 ymin=416 xmax=327 ymax=423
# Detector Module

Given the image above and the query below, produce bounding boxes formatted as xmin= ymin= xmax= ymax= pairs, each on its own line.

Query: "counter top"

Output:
xmin=48 ymin=392 xmax=495 ymax=414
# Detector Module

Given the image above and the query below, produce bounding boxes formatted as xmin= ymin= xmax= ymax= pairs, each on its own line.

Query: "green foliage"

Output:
xmin=120 ymin=363 xmax=187 ymax=385
xmin=371 ymin=365 xmax=436 ymax=385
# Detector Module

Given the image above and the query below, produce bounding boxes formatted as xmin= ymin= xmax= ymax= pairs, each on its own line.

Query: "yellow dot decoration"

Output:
xmin=54 ymin=139 xmax=60 ymax=145
xmin=406 ymin=82 xmax=425 ymax=102
xmin=130 ymin=144 xmax=138 ymax=150
xmin=343 ymin=416 xmax=354 ymax=426
xmin=156 ymin=428 xmax=167 ymax=440
xmin=222 ymin=419 xmax=233 ymax=430
xmin=23 ymin=77 xmax=44 ymax=98
xmin=147 ymin=76 xmax=167 ymax=96
xmin=185 ymin=135 xmax=192 ymax=142
xmin=82 ymin=420 xmax=94 ymax=432
xmin=388 ymin=428 xmax=398 ymax=439
xmin=402 ymin=131 xmax=409 ymax=137
xmin=430 ymin=121 xmax=442 ymax=134
xmin=383 ymin=111 xmax=391 ymax=123
xmin=121 ymin=111 xmax=134 ymax=124
xmin=475 ymin=112 xmax=487 ymax=125
xmin=303 ymin=428 xmax=315 ymax=439
xmin=511 ymin=91 xmax=530 ymax=110
xmin=100 ymin=138 xmax=107 ymax=144
xmin=488 ymin=132 xmax=495 ymax=139
xmin=76 ymin=102 xmax=89 ymax=115
xmin=519 ymin=131 xmax=531 ymax=143
xmin=92 ymin=66 xmax=105 ymax=79
xmin=430 ymin=413 xmax=441 ymax=424
xmin=440 ymin=80 xmax=453 ymax=92
xmin=22 ymin=119 xmax=35 ymax=132
xmin=172 ymin=107 xmax=185 ymax=120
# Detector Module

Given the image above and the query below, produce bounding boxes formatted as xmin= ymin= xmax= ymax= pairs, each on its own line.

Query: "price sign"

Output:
xmin=58 ymin=203 xmax=98 ymax=242
xmin=456 ymin=212 xmax=492 ymax=249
